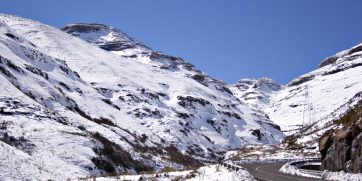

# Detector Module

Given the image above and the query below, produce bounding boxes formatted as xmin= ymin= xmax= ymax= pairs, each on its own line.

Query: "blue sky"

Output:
xmin=1 ymin=0 xmax=362 ymax=84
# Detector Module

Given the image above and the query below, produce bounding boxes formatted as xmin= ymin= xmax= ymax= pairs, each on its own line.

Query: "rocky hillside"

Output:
xmin=319 ymin=101 xmax=362 ymax=173
xmin=0 ymin=14 xmax=283 ymax=180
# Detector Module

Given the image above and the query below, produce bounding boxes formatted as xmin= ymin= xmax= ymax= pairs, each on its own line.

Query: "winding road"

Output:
xmin=240 ymin=162 xmax=322 ymax=181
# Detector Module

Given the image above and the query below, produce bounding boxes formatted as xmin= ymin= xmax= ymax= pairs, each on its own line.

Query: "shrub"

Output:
xmin=72 ymin=105 xmax=116 ymax=127
xmin=335 ymin=101 xmax=362 ymax=125
xmin=91 ymin=132 xmax=153 ymax=174
xmin=91 ymin=157 xmax=115 ymax=173
xmin=165 ymin=145 xmax=203 ymax=169
xmin=139 ymin=134 xmax=148 ymax=143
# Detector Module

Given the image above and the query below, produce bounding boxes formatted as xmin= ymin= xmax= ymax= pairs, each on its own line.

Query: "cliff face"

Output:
xmin=320 ymin=101 xmax=362 ymax=173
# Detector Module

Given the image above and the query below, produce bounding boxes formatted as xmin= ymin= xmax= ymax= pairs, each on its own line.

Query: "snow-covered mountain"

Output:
xmin=267 ymin=43 xmax=362 ymax=147
xmin=230 ymin=43 xmax=362 ymax=149
xmin=0 ymin=14 xmax=283 ymax=180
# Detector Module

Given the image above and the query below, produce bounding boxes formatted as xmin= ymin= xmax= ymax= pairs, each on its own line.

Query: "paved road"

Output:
xmin=240 ymin=162 xmax=322 ymax=181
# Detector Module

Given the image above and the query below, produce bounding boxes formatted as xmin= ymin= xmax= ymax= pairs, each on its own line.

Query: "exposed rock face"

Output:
xmin=320 ymin=101 xmax=362 ymax=173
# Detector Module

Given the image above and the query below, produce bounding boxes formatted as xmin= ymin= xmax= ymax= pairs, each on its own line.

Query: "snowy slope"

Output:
xmin=266 ymin=43 xmax=362 ymax=145
xmin=0 ymin=14 xmax=283 ymax=180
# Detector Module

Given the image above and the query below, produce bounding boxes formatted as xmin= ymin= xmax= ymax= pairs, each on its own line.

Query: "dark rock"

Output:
xmin=322 ymin=62 xmax=362 ymax=76
xmin=288 ymin=75 xmax=315 ymax=87
xmin=191 ymin=74 xmax=205 ymax=83
xmin=319 ymin=56 xmax=339 ymax=68
xmin=251 ymin=129 xmax=262 ymax=141
xmin=320 ymin=101 xmax=362 ymax=173
xmin=176 ymin=112 xmax=191 ymax=119
xmin=348 ymin=44 xmax=362 ymax=55
xmin=25 ymin=64 xmax=49 ymax=80
xmin=177 ymin=96 xmax=210 ymax=109
xmin=5 ymin=32 xmax=18 ymax=40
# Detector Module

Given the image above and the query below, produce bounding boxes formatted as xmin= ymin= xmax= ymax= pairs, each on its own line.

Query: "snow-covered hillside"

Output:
xmin=0 ymin=14 xmax=283 ymax=180
xmin=266 ymin=43 xmax=362 ymax=146
xmin=229 ymin=43 xmax=362 ymax=149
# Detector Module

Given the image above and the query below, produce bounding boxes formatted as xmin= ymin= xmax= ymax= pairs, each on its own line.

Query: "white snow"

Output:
xmin=279 ymin=161 xmax=321 ymax=179
xmin=280 ymin=161 xmax=362 ymax=181
xmin=322 ymin=171 xmax=362 ymax=181
xmin=85 ymin=164 xmax=255 ymax=181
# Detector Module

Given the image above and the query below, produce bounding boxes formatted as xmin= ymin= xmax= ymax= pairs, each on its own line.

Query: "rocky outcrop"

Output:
xmin=320 ymin=101 xmax=362 ymax=173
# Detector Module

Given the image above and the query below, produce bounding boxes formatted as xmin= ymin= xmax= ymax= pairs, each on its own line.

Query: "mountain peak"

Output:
xmin=62 ymin=23 xmax=150 ymax=52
